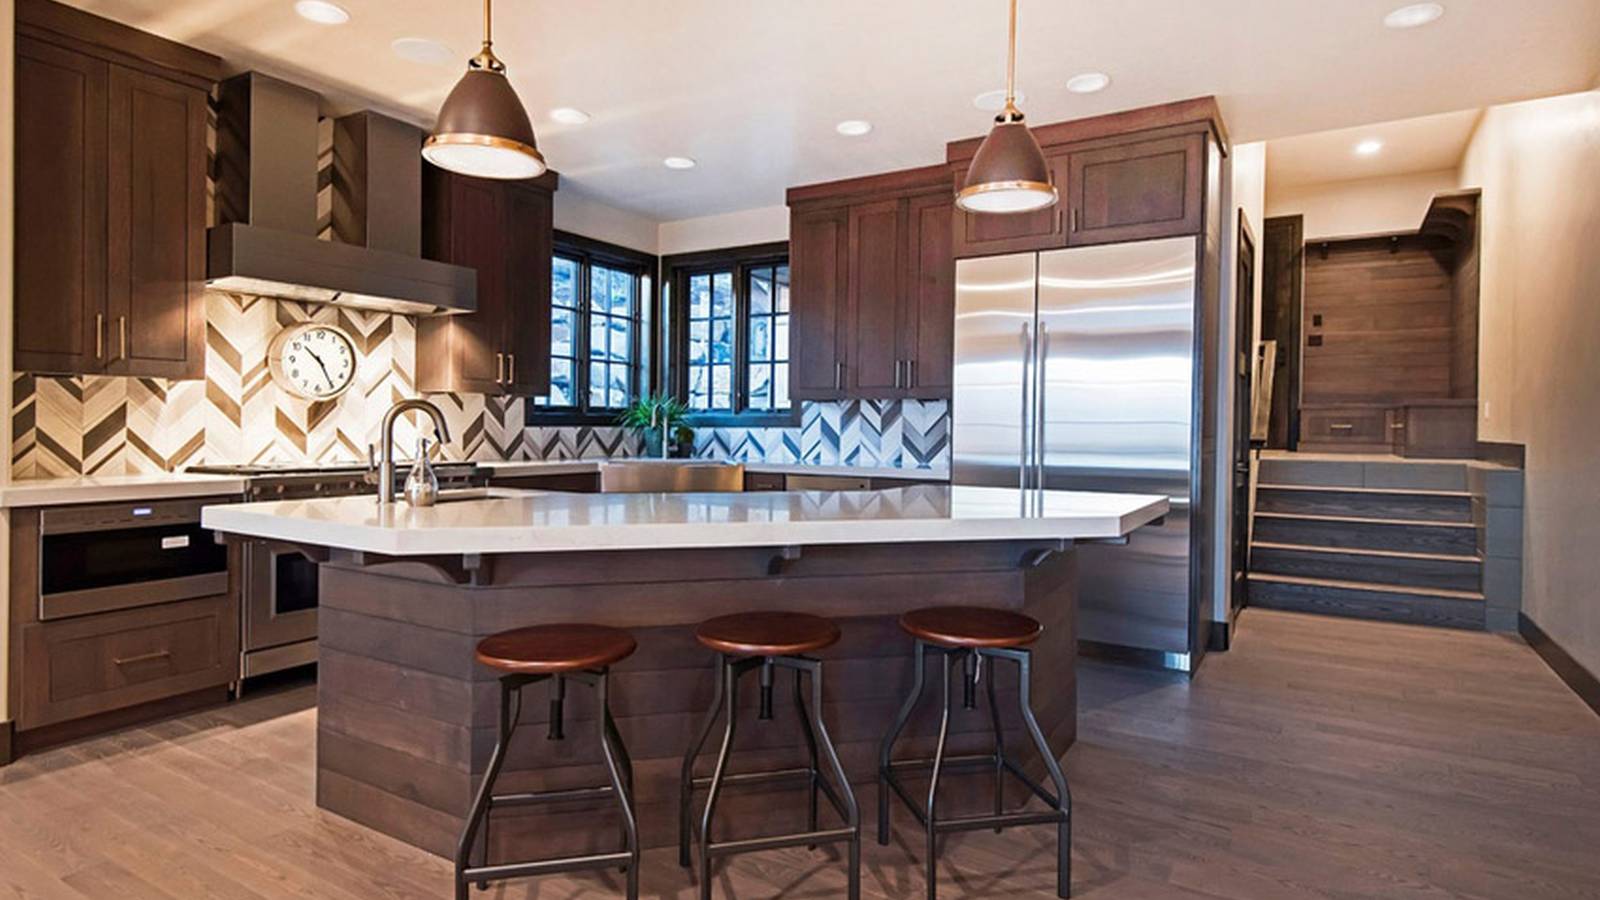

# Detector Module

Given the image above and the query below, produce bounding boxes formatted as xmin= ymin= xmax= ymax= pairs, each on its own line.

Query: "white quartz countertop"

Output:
xmin=201 ymin=484 xmax=1168 ymax=556
xmin=0 ymin=472 xmax=248 ymax=508
xmin=478 ymin=459 xmax=948 ymax=481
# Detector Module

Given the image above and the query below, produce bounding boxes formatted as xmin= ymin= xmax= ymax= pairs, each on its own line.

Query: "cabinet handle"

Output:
xmin=95 ymin=314 xmax=105 ymax=360
xmin=1071 ymin=208 xmax=1079 ymax=232
xmin=1329 ymin=423 xmax=1354 ymax=432
xmin=894 ymin=360 xmax=904 ymax=388
xmin=834 ymin=361 xmax=845 ymax=390
xmin=119 ymin=316 xmax=128 ymax=362
xmin=114 ymin=649 xmax=171 ymax=667
xmin=496 ymin=352 xmax=506 ymax=384
xmin=908 ymin=359 xmax=916 ymax=388
xmin=507 ymin=352 xmax=516 ymax=385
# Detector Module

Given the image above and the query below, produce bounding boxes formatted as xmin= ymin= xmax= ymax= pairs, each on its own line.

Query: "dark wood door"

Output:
xmin=950 ymin=157 xmax=1067 ymax=259
xmin=1067 ymin=134 xmax=1203 ymax=246
xmin=104 ymin=64 xmax=207 ymax=379
xmin=847 ymin=198 xmax=905 ymax=397
xmin=903 ymin=191 xmax=955 ymax=397
xmin=788 ymin=206 xmax=849 ymax=400
xmin=1231 ymin=212 xmax=1256 ymax=617
xmin=14 ymin=36 xmax=109 ymax=375
xmin=420 ymin=173 xmax=508 ymax=395
xmin=503 ymin=182 xmax=553 ymax=397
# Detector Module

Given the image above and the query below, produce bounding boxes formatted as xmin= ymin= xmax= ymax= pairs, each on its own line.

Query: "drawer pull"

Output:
xmin=114 ymin=649 xmax=172 ymax=667
xmin=1329 ymin=423 xmax=1355 ymax=432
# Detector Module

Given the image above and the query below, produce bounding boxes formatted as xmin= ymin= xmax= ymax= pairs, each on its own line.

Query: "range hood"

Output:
xmin=207 ymin=72 xmax=476 ymax=316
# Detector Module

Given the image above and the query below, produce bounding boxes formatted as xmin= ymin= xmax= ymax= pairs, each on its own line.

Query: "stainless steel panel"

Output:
xmin=953 ymin=253 xmax=1038 ymax=488
xmin=1036 ymin=238 xmax=1197 ymax=655
xmin=599 ymin=461 xmax=746 ymax=493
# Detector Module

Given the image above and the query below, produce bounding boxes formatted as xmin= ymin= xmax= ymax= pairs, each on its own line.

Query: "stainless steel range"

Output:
xmin=189 ymin=461 xmax=487 ymax=680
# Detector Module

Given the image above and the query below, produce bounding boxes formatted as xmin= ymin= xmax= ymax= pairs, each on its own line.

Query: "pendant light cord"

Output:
xmin=1002 ymin=0 xmax=1022 ymax=123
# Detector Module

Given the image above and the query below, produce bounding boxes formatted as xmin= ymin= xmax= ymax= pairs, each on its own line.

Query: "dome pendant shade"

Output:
xmin=424 ymin=67 xmax=545 ymax=179
xmin=423 ymin=0 xmax=545 ymax=180
xmin=956 ymin=115 xmax=1056 ymax=214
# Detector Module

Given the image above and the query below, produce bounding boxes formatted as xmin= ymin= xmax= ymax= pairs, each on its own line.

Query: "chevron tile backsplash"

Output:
xmin=692 ymin=400 xmax=949 ymax=470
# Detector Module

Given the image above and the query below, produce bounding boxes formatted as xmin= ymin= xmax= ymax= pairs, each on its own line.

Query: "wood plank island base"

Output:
xmin=202 ymin=485 xmax=1167 ymax=862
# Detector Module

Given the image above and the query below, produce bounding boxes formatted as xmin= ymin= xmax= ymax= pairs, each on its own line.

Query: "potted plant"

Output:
xmin=618 ymin=394 xmax=693 ymax=458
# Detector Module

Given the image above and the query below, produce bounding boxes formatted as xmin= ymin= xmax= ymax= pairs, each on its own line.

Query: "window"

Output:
xmin=533 ymin=233 xmax=656 ymax=422
xmin=666 ymin=242 xmax=793 ymax=423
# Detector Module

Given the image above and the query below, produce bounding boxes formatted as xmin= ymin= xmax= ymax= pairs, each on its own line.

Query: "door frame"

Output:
xmin=1261 ymin=215 xmax=1305 ymax=449
xmin=1230 ymin=211 xmax=1258 ymax=624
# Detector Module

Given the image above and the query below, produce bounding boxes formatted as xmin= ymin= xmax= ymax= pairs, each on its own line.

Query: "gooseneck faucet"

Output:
xmin=369 ymin=398 xmax=451 ymax=504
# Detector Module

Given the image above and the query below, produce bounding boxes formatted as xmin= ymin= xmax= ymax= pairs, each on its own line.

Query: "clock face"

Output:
xmin=270 ymin=324 xmax=357 ymax=400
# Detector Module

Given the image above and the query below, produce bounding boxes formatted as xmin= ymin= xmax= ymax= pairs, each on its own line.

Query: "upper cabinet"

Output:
xmin=418 ymin=167 xmax=557 ymax=397
xmin=13 ymin=0 xmax=218 ymax=379
xmin=787 ymin=166 xmax=955 ymax=401
xmin=948 ymin=99 xmax=1225 ymax=259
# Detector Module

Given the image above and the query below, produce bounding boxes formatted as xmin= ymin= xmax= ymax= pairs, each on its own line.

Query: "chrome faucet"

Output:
xmin=369 ymin=398 xmax=451 ymax=504
xmin=650 ymin=405 xmax=670 ymax=459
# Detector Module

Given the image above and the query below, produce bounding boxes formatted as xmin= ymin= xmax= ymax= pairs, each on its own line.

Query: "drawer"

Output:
xmin=19 ymin=593 xmax=237 ymax=730
xmin=743 ymin=471 xmax=787 ymax=492
xmin=1302 ymin=407 xmax=1388 ymax=444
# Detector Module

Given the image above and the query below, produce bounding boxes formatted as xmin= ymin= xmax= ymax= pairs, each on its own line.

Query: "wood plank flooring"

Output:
xmin=2 ymin=609 xmax=1598 ymax=899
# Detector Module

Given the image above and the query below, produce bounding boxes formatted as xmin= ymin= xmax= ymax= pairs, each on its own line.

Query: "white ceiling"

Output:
xmin=65 ymin=0 xmax=1600 ymax=221
xmin=1265 ymin=107 xmax=1485 ymax=189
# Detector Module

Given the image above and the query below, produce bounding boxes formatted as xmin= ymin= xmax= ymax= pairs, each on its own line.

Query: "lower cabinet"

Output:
xmin=17 ymin=594 xmax=237 ymax=731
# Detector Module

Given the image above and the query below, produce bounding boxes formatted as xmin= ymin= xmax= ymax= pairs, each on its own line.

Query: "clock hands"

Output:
xmin=303 ymin=346 xmax=337 ymax=393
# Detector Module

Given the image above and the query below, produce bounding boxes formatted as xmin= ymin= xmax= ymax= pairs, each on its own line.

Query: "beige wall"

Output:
xmin=1266 ymin=168 xmax=1459 ymax=240
xmin=552 ymin=189 xmax=660 ymax=255
xmin=1458 ymin=87 xmax=1600 ymax=675
xmin=657 ymin=205 xmax=788 ymax=256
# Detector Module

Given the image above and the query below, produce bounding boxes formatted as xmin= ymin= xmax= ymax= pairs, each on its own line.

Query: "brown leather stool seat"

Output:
xmin=694 ymin=611 xmax=841 ymax=657
xmin=898 ymin=605 xmax=1043 ymax=649
xmin=475 ymin=623 xmax=638 ymax=674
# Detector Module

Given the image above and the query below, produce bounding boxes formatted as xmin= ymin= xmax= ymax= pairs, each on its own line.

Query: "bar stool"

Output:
xmin=455 ymin=624 xmax=640 ymax=900
xmin=679 ymin=611 xmax=861 ymax=900
xmin=878 ymin=606 xmax=1072 ymax=899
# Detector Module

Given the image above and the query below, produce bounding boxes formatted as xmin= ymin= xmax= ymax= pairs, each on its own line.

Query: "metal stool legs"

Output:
xmin=878 ymin=641 xmax=1072 ymax=899
xmin=454 ymin=669 xmax=640 ymax=900
xmin=680 ymin=655 xmax=861 ymax=900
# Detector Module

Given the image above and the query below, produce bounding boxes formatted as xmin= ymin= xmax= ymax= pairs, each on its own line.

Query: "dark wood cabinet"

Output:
xmin=788 ymin=167 xmax=957 ymax=401
xmin=418 ymin=168 xmax=557 ymax=397
xmin=1066 ymin=133 xmax=1204 ymax=246
xmin=13 ymin=2 xmax=216 ymax=379
xmin=788 ymin=206 xmax=850 ymax=400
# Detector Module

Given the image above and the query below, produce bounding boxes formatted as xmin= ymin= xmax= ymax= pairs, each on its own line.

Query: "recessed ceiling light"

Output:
xmin=836 ymin=120 xmax=873 ymax=137
xmin=663 ymin=156 xmax=697 ymax=170
xmin=1065 ymin=72 xmax=1111 ymax=94
xmin=1384 ymin=2 xmax=1444 ymax=29
xmin=551 ymin=107 xmax=591 ymax=125
xmin=390 ymin=37 xmax=455 ymax=66
xmin=973 ymin=89 xmax=1026 ymax=112
xmin=293 ymin=0 xmax=349 ymax=25
xmin=1355 ymin=138 xmax=1384 ymax=156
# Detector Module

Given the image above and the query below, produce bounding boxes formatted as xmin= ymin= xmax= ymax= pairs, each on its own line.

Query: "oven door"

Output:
xmin=243 ymin=540 xmax=320 ymax=653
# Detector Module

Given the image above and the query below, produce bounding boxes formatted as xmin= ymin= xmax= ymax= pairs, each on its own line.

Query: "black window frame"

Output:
xmin=664 ymin=241 xmax=798 ymax=428
xmin=527 ymin=231 xmax=659 ymax=426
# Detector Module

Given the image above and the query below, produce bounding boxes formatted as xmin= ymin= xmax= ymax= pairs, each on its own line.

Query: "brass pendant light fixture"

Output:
xmin=956 ymin=0 xmax=1057 ymax=214
xmin=423 ymin=0 xmax=547 ymax=179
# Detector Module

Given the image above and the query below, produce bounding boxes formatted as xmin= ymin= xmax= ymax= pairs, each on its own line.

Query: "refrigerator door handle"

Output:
xmin=1035 ymin=321 xmax=1050 ymax=489
xmin=1019 ymin=321 xmax=1034 ymax=489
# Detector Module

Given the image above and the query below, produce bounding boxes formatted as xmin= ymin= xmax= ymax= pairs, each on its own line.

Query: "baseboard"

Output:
xmin=0 ymin=720 xmax=13 ymax=767
xmin=1477 ymin=441 xmax=1526 ymax=469
xmin=1208 ymin=619 xmax=1233 ymax=652
xmin=1078 ymin=639 xmax=1192 ymax=673
xmin=12 ymin=686 xmax=230 ymax=760
xmin=1520 ymin=613 xmax=1600 ymax=718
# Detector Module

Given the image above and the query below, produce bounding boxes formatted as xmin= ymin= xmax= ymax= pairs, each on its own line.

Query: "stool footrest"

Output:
xmin=884 ymin=755 xmax=1062 ymax=811
xmin=489 ymin=784 xmax=616 ymax=809
xmin=690 ymin=765 xmax=813 ymax=790
xmin=461 ymin=850 xmax=632 ymax=884
xmin=708 ymin=825 xmax=858 ymax=858
xmin=934 ymin=810 xmax=1064 ymax=835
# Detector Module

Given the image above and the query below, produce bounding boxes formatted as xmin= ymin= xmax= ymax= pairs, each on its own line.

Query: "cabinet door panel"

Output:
xmin=106 ymin=65 xmax=207 ymax=379
xmin=847 ymin=199 xmax=905 ymax=396
xmin=1068 ymin=134 xmax=1203 ymax=245
xmin=905 ymin=192 xmax=955 ymax=396
xmin=14 ymin=37 xmax=108 ymax=374
xmin=789 ymin=207 xmax=848 ymax=400
xmin=950 ymin=158 xmax=1067 ymax=259
xmin=447 ymin=177 xmax=508 ymax=394
xmin=504 ymin=183 xmax=553 ymax=397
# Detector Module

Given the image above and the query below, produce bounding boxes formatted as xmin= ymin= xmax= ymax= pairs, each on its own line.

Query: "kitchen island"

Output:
xmin=203 ymin=484 xmax=1167 ymax=859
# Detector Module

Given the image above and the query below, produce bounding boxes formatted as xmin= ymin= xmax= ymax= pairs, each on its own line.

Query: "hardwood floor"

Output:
xmin=2 ymin=609 xmax=1598 ymax=899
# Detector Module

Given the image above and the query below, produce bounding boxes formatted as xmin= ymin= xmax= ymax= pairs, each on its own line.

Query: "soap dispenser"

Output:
xmin=403 ymin=437 xmax=440 ymax=507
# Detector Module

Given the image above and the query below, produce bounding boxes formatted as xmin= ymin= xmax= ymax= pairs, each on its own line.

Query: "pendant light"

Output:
xmin=422 ymin=0 xmax=546 ymax=179
xmin=956 ymin=0 xmax=1057 ymax=214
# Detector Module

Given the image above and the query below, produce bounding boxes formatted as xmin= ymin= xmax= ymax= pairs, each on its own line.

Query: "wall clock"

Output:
xmin=268 ymin=323 xmax=358 ymax=400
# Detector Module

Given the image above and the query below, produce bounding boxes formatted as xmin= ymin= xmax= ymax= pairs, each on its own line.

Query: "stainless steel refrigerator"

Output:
xmin=953 ymin=237 xmax=1203 ymax=670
